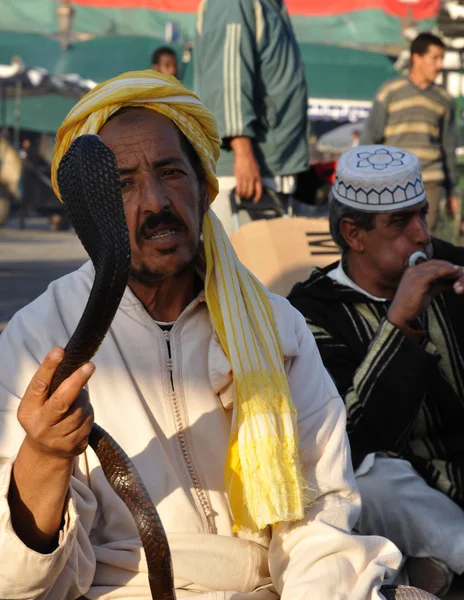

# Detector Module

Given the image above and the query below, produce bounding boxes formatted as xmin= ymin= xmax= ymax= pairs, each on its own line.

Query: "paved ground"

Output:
xmin=0 ymin=216 xmax=88 ymax=332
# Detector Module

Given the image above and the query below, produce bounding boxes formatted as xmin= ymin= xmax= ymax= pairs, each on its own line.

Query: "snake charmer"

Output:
xmin=0 ymin=72 xmax=433 ymax=600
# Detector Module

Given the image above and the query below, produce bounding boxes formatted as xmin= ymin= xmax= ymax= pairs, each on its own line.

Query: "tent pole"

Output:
xmin=0 ymin=84 xmax=6 ymax=171
xmin=1 ymin=84 xmax=6 ymax=133
xmin=14 ymin=80 xmax=25 ymax=229
xmin=13 ymin=80 xmax=21 ymax=151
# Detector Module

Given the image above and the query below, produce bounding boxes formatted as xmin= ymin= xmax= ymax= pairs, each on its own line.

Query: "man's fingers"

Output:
xmin=46 ymin=362 xmax=95 ymax=421
xmin=57 ymin=392 xmax=94 ymax=437
xmin=253 ymin=177 xmax=263 ymax=204
xmin=238 ymin=178 xmax=254 ymax=200
xmin=448 ymin=196 xmax=459 ymax=219
xmin=244 ymin=178 xmax=253 ymax=200
xmin=65 ymin=409 xmax=95 ymax=455
xmin=453 ymin=269 xmax=464 ymax=294
xmin=23 ymin=347 xmax=65 ymax=407
xmin=413 ymin=260 xmax=459 ymax=283
xmin=47 ymin=404 xmax=94 ymax=457
xmin=413 ymin=262 xmax=464 ymax=297
xmin=235 ymin=179 xmax=248 ymax=200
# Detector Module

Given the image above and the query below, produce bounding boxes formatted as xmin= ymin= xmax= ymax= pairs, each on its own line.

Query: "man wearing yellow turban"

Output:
xmin=0 ymin=71 xmax=404 ymax=599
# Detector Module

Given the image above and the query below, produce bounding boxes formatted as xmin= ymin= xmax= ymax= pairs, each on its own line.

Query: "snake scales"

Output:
xmin=50 ymin=134 xmax=175 ymax=600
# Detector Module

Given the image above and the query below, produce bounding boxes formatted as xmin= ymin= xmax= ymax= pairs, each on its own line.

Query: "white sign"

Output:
xmin=308 ymin=98 xmax=372 ymax=122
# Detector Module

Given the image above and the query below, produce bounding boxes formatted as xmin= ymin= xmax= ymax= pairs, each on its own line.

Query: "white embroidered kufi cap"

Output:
xmin=332 ymin=145 xmax=426 ymax=212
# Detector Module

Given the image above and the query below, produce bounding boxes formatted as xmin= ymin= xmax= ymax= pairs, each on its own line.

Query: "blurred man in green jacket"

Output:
xmin=194 ymin=0 xmax=309 ymax=236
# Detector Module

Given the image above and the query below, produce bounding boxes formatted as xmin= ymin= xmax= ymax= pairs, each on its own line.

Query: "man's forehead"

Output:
xmin=101 ymin=107 xmax=176 ymax=135
xmin=377 ymin=200 xmax=428 ymax=221
xmin=426 ymin=44 xmax=444 ymax=55
xmin=99 ymin=109 xmax=184 ymax=156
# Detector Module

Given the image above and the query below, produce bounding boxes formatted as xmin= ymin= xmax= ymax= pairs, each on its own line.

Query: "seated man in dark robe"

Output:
xmin=288 ymin=145 xmax=464 ymax=599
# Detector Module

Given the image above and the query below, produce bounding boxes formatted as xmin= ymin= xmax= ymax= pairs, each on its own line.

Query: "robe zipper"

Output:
xmin=162 ymin=327 xmax=215 ymax=533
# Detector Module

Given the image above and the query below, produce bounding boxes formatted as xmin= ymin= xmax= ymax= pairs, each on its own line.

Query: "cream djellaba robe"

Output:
xmin=0 ymin=262 xmax=400 ymax=600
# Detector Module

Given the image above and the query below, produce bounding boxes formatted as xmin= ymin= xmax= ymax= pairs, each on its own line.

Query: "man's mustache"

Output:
xmin=136 ymin=212 xmax=185 ymax=245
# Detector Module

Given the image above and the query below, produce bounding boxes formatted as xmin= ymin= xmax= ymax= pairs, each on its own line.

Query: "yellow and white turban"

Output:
xmin=52 ymin=70 xmax=306 ymax=532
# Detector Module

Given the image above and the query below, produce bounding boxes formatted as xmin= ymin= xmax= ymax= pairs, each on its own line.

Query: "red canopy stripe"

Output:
xmin=68 ymin=0 xmax=439 ymax=20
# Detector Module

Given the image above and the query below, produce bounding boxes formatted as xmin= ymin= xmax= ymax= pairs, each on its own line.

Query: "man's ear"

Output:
xmin=339 ymin=217 xmax=367 ymax=253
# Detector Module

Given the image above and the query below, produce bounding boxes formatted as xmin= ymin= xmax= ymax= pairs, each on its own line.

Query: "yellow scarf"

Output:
xmin=51 ymin=70 xmax=306 ymax=532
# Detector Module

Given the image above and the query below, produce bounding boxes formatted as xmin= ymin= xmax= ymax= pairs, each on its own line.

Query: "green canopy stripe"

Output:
xmin=0 ymin=31 xmax=401 ymax=132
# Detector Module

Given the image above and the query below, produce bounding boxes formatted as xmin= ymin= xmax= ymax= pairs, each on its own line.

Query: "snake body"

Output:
xmin=51 ymin=134 xmax=175 ymax=600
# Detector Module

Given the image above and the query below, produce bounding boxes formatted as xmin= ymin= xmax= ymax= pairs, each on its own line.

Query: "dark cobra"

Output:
xmin=51 ymin=134 xmax=175 ymax=600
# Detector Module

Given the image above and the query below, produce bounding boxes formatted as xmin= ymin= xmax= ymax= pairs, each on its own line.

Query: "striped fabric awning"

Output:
xmin=0 ymin=0 xmax=439 ymax=46
xmin=68 ymin=0 xmax=439 ymax=20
